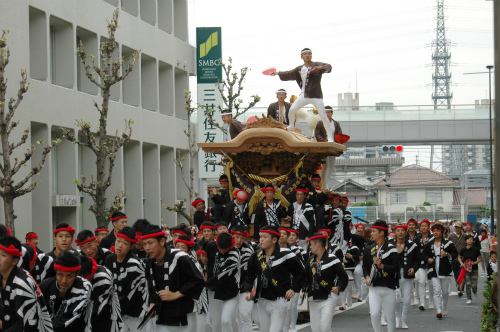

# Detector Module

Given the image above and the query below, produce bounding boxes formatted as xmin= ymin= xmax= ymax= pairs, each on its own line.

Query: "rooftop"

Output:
xmin=372 ymin=165 xmax=459 ymax=188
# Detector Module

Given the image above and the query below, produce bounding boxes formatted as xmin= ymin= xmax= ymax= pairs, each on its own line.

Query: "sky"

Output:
xmin=188 ymin=0 xmax=494 ymax=170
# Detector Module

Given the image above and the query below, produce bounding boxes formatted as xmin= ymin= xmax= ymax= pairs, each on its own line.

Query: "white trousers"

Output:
xmin=208 ymin=293 xmax=238 ymax=332
xmin=431 ymin=277 xmax=450 ymax=314
xmin=238 ymin=294 xmax=254 ymax=332
xmin=257 ymin=298 xmax=288 ymax=332
xmin=321 ymin=156 xmax=336 ymax=190
xmin=395 ymin=278 xmax=412 ymax=325
xmin=414 ymin=268 xmax=433 ymax=307
xmin=353 ymin=264 xmax=364 ymax=299
xmin=309 ymin=293 xmax=337 ymax=332
xmin=282 ymin=292 xmax=300 ymax=332
xmin=368 ymin=287 xmax=396 ymax=332
xmin=288 ymin=96 xmax=332 ymax=142
xmin=196 ymin=313 xmax=207 ymax=332
xmin=344 ymin=270 xmax=354 ymax=307
xmin=122 ymin=316 xmax=144 ymax=332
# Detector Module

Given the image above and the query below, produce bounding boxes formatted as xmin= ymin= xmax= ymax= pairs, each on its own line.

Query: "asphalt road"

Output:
xmin=252 ymin=270 xmax=487 ymax=332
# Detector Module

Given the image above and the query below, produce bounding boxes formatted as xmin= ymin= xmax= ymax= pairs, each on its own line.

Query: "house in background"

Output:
xmin=331 ymin=179 xmax=376 ymax=205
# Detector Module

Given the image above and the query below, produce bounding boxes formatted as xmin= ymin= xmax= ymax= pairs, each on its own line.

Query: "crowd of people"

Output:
xmin=0 ymin=172 xmax=496 ymax=332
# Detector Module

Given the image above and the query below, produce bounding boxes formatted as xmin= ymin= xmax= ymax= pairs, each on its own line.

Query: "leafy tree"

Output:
xmin=62 ymin=10 xmax=139 ymax=227
xmin=0 ymin=31 xmax=59 ymax=235
xmin=423 ymin=201 xmax=432 ymax=206
xmin=352 ymin=200 xmax=377 ymax=206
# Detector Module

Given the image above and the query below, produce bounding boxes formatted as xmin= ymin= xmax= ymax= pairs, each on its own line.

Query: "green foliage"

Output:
xmin=406 ymin=207 xmax=414 ymax=211
xmin=437 ymin=206 xmax=444 ymax=211
xmin=481 ymin=272 xmax=499 ymax=332
xmin=423 ymin=201 xmax=431 ymax=206
xmin=352 ymin=200 xmax=377 ymax=206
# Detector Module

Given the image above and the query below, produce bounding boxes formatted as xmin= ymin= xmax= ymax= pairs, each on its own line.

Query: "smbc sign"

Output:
xmin=196 ymin=27 xmax=222 ymax=84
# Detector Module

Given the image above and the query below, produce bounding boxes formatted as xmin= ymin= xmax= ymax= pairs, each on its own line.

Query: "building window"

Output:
xmin=390 ymin=189 xmax=406 ymax=204
xmin=425 ymin=189 xmax=443 ymax=204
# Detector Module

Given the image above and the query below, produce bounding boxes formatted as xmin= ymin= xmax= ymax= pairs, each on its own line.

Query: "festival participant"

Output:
xmin=487 ymin=251 xmax=497 ymax=281
xmin=221 ymin=109 xmax=245 ymax=141
xmin=267 ymin=88 xmax=291 ymax=125
xmin=104 ymin=227 xmax=149 ymax=332
xmin=414 ymin=219 xmax=434 ymax=310
xmin=315 ymin=106 xmax=342 ymax=189
xmin=303 ymin=233 xmax=348 ymax=332
xmin=271 ymin=48 xmax=333 ymax=141
xmin=196 ymin=231 xmax=204 ymax=242
xmin=464 ymin=222 xmax=480 ymax=248
xmin=215 ymin=222 xmax=230 ymax=236
xmin=394 ymin=224 xmax=419 ymax=329
xmin=363 ymin=220 xmax=399 ymax=332
xmin=244 ymin=225 xmax=305 ymax=332
xmin=232 ymin=226 xmax=255 ymax=332
xmin=175 ymin=235 xmax=208 ymax=332
xmin=142 ymin=225 xmax=205 ymax=332
xmin=76 ymin=229 xmax=111 ymax=265
xmin=94 ymin=227 xmax=109 ymax=246
xmin=200 ymin=221 xmax=216 ymax=243
xmin=339 ymin=194 xmax=353 ymax=245
xmin=192 ymin=197 xmax=212 ymax=229
xmin=131 ymin=219 xmax=151 ymax=261
xmin=288 ymin=228 xmax=308 ymax=262
xmin=405 ymin=219 xmax=419 ymax=242
xmin=254 ymin=184 xmax=286 ymax=237
xmin=40 ymin=251 xmax=92 ymax=332
xmin=327 ymin=192 xmax=348 ymax=250
xmin=22 ymin=242 xmax=54 ymax=283
xmin=479 ymin=228 xmax=492 ymax=272
xmin=422 ymin=223 xmax=458 ymax=318
xmin=100 ymin=211 xmax=127 ymax=249
xmin=205 ymin=232 xmax=240 ymax=332
xmin=341 ymin=239 xmax=361 ymax=309
xmin=0 ymin=236 xmax=54 ymax=332
xmin=288 ymin=187 xmax=316 ymax=249
xmin=352 ymin=224 xmax=367 ymax=251
xmin=457 ymin=234 xmax=482 ymax=304
xmin=210 ymin=174 xmax=231 ymax=222
xmin=25 ymin=231 xmax=44 ymax=253
xmin=448 ymin=221 xmax=467 ymax=287
xmin=309 ymin=174 xmax=329 ymax=224
xmin=47 ymin=223 xmax=76 ymax=259
xmin=224 ymin=189 xmax=250 ymax=229
xmin=167 ymin=224 xmax=192 ymax=248
xmin=79 ymin=255 xmax=122 ymax=332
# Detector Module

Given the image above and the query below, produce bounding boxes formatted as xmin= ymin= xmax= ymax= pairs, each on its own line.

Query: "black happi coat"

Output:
xmin=87 ymin=266 xmax=123 ymax=332
xmin=194 ymin=210 xmax=213 ymax=229
xmin=414 ymin=232 xmax=434 ymax=269
xmin=78 ymin=247 xmax=111 ymax=266
xmin=397 ymin=240 xmax=420 ymax=279
xmin=344 ymin=244 xmax=361 ymax=270
xmin=99 ymin=231 xmax=117 ymax=249
xmin=40 ymin=276 xmax=91 ymax=332
xmin=422 ymin=238 xmax=458 ymax=279
xmin=223 ymin=200 xmax=250 ymax=229
xmin=341 ymin=209 xmax=353 ymax=243
xmin=104 ymin=252 xmax=149 ymax=318
xmin=327 ymin=207 xmax=346 ymax=247
xmin=290 ymin=244 xmax=307 ymax=265
xmin=328 ymin=243 xmax=344 ymax=263
xmin=1 ymin=266 xmax=54 ymax=332
xmin=363 ymin=241 xmax=400 ymax=290
xmin=288 ymin=201 xmax=316 ymax=240
xmin=238 ymin=241 xmax=255 ymax=293
xmin=304 ymin=250 xmax=348 ymax=300
xmin=244 ymin=246 xmax=305 ymax=301
xmin=31 ymin=253 xmax=55 ymax=284
xmin=254 ymin=198 xmax=286 ymax=238
xmin=146 ymin=248 xmax=205 ymax=326
xmin=206 ymin=244 xmax=240 ymax=300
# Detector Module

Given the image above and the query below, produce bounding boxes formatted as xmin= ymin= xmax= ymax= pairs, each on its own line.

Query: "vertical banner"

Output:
xmin=197 ymin=27 xmax=224 ymax=179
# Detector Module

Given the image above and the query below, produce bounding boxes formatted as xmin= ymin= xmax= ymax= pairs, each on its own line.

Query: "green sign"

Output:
xmin=196 ymin=27 xmax=222 ymax=84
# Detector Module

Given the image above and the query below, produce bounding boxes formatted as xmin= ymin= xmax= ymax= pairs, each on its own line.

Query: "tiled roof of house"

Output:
xmin=330 ymin=179 xmax=375 ymax=197
xmin=372 ymin=165 xmax=459 ymax=188
xmin=453 ymin=189 xmax=487 ymax=206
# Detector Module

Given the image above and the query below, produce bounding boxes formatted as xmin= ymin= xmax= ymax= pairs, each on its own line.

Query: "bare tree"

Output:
xmin=204 ymin=57 xmax=261 ymax=133
xmin=0 ymin=31 xmax=59 ymax=235
xmin=63 ymin=9 xmax=139 ymax=227
xmin=164 ymin=91 xmax=199 ymax=225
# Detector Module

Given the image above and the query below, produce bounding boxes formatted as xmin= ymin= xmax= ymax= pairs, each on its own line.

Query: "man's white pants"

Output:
xmin=368 ymin=287 xmax=396 ymax=332
xmin=353 ymin=264 xmax=364 ymax=299
xmin=431 ymin=277 xmax=450 ymax=314
xmin=282 ymin=292 xmax=300 ymax=332
xmin=309 ymin=293 xmax=337 ymax=332
xmin=257 ymin=298 xmax=288 ymax=332
xmin=208 ymin=292 xmax=238 ymax=332
xmin=122 ymin=315 xmax=145 ymax=332
xmin=344 ymin=270 xmax=354 ymax=307
xmin=414 ymin=268 xmax=433 ymax=307
xmin=321 ymin=156 xmax=336 ymax=190
xmin=154 ymin=312 xmax=197 ymax=332
xmin=238 ymin=293 xmax=254 ymax=332
xmin=196 ymin=313 xmax=207 ymax=332
xmin=288 ymin=96 xmax=333 ymax=142
xmin=395 ymin=277 xmax=412 ymax=325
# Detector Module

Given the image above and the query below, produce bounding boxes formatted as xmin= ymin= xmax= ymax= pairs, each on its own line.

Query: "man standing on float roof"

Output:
xmin=271 ymin=48 xmax=333 ymax=141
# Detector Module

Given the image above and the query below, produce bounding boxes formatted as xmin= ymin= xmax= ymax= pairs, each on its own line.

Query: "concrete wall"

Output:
xmin=376 ymin=187 xmax=455 ymax=213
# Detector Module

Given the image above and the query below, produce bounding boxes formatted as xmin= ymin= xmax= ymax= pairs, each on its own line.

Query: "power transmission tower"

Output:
xmin=432 ymin=0 xmax=452 ymax=171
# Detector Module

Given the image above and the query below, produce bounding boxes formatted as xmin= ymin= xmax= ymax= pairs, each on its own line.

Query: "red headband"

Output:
xmin=372 ymin=226 xmax=389 ymax=231
xmin=24 ymin=242 xmax=38 ymax=266
xmin=260 ymin=229 xmax=281 ymax=237
xmin=261 ymin=187 xmax=276 ymax=192
xmin=110 ymin=246 xmax=115 ymax=252
xmin=135 ymin=232 xmax=143 ymax=242
xmin=84 ymin=258 xmax=98 ymax=280
xmin=317 ymin=229 xmax=331 ymax=236
xmin=170 ymin=230 xmax=187 ymax=236
xmin=234 ymin=189 xmax=248 ymax=201
xmin=219 ymin=179 xmax=228 ymax=182
xmin=191 ymin=199 xmax=205 ymax=208
xmin=0 ymin=244 xmax=22 ymax=257
xmin=95 ymin=228 xmax=109 ymax=233
xmin=215 ymin=224 xmax=228 ymax=229
xmin=309 ymin=234 xmax=328 ymax=242
xmin=464 ymin=222 xmax=473 ymax=227
xmin=116 ymin=233 xmax=137 ymax=244
xmin=54 ymin=263 xmax=81 ymax=272
xmin=53 ymin=226 xmax=75 ymax=235
xmin=278 ymin=228 xmax=290 ymax=234
xmin=355 ymin=224 xmax=365 ymax=229
xmin=25 ymin=233 xmax=38 ymax=240
xmin=141 ymin=230 xmax=166 ymax=240
xmin=216 ymin=235 xmax=235 ymax=250
xmin=288 ymin=229 xmax=299 ymax=235
xmin=200 ymin=225 xmax=215 ymax=230
xmin=110 ymin=215 xmax=127 ymax=221
xmin=393 ymin=225 xmax=407 ymax=231
xmin=175 ymin=237 xmax=195 ymax=248
xmin=420 ymin=219 xmax=430 ymax=225
xmin=231 ymin=229 xmax=249 ymax=237
xmin=196 ymin=249 xmax=207 ymax=256
xmin=341 ymin=198 xmax=349 ymax=202
xmin=196 ymin=231 xmax=203 ymax=235
xmin=389 ymin=231 xmax=395 ymax=235
xmin=75 ymin=236 xmax=96 ymax=246
xmin=330 ymin=193 xmax=341 ymax=199
xmin=295 ymin=188 xmax=309 ymax=194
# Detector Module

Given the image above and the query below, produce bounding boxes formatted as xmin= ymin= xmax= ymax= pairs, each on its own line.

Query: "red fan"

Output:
xmin=335 ymin=133 xmax=350 ymax=144
xmin=246 ymin=116 xmax=257 ymax=123
xmin=457 ymin=267 xmax=466 ymax=284
xmin=262 ymin=67 xmax=276 ymax=76
xmin=464 ymin=259 xmax=473 ymax=273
